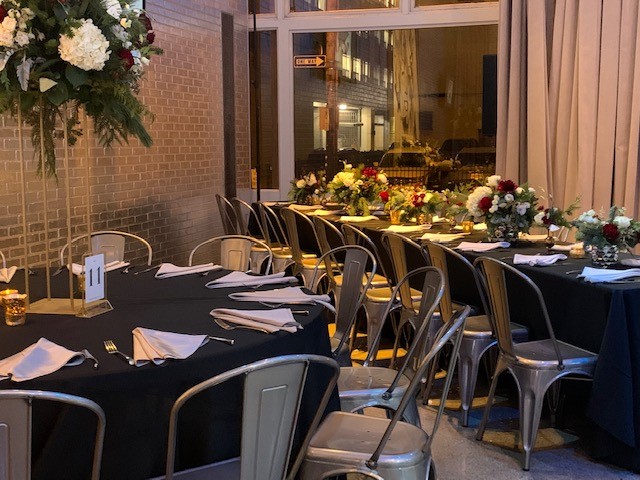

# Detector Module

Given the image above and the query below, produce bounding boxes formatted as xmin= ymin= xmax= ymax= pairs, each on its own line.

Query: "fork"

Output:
xmin=214 ymin=317 xmax=271 ymax=334
xmin=121 ymin=265 xmax=135 ymax=274
xmin=103 ymin=340 xmax=135 ymax=365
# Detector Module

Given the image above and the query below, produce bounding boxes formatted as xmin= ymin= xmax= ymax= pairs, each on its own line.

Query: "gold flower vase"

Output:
xmin=389 ymin=210 xmax=402 ymax=225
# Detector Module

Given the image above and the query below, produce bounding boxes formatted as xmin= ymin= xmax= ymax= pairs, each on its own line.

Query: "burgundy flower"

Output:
xmin=0 ymin=5 xmax=7 ymax=22
xmin=542 ymin=208 xmax=551 ymax=225
xmin=146 ymin=31 xmax=155 ymax=44
xmin=139 ymin=13 xmax=153 ymax=32
xmin=379 ymin=190 xmax=389 ymax=202
xmin=362 ymin=167 xmax=377 ymax=178
xmin=478 ymin=196 xmax=493 ymax=211
xmin=497 ymin=180 xmax=517 ymax=192
xmin=537 ymin=205 xmax=544 ymax=211
xmin=118 ymin=49 xmax=135 ymax=70
xmin=603 ymin=223 xmax=620 ymax=243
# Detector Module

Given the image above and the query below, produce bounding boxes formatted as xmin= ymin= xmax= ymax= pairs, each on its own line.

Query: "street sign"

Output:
xmin=294 ymin=55 xmax=326 ymax=68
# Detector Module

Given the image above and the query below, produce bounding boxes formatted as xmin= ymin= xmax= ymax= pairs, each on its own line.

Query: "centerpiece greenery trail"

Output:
xmin=0 ymin=0 xmax=162 ymax=176
xmin=327 ymin=163 xmax=388 ymax=216
xmin=288 ymin=170 xmax=327 ymax=205
xmin=573 ymin=206 xmax=640 ymax=250
xmin=534 ymin=196 xmax=580 ymax=230
xmin=466 ymin=175 xmax=538 ymax=242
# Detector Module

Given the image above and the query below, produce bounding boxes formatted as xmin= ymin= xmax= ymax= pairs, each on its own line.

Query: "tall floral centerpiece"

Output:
xmin=288 ymin=171 xmax=327 ymax=205
xmin=466 ymin=175 xmax=538 ymax=242
xmin=0 ymin=0 xmax=162 ymax=174
xmin=327 ymin=163 xmax=388 ymax=216
xmin=572 ymin=207 xmax=640 ymax=266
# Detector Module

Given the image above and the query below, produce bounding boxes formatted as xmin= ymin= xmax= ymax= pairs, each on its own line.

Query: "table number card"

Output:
xmin=77 ymin=253 xmax=113 ymax=318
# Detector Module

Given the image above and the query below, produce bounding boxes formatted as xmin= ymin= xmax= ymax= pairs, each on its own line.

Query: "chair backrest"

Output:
xmin=188 ymin=235 xmax=273 ymax=273
xmin=381 ymin=232 xmax=428 ymax=308
xmin=310 ymin=245 xmax=376 ymax=366
xmin=0 ymin=250 xmax=5 ymax=269
xmin=365 ymin=306 xmax=470 ymax=470
xmin=474 ymin=256 xmax=564 ymax=368
xmin=215 ymin=193 xmax=241 ymax=235
xmin=365 ymin=267 xmax=444 ymax=377
xmin=59 ymin=230 xmax=153 ymax=266
xmin=280 ymin=208 xmax=322 ymax=264
xmin=341 ymin=224 xmax=392 ymax=282
xmin=312 ymin=216 xmax=344 ymax=257
xmin=231 ymin=198 xmax=265 ymax=239
xmin=257 ymin=203 xmax=290 ymax=248
xmin=0 ymin=390 xmax=105 ymax=480
xmin=165 ymin=354 xmax=340 ymax=480
xmin=422 ymin=241 xmax=491 ymax=324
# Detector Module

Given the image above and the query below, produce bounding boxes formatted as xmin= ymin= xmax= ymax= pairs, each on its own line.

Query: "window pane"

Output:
xmin=250 ymin=0 xmax=275 ymax=14
xmin=291 ymin=0 xmax=396 ymax=13
xmin=292 ymin=25 xmax=497 ymax=189
xmin=250 ymin=31 xmax=278 ymax=189
xmin=416 ymin=0 xmax=493 ymax=6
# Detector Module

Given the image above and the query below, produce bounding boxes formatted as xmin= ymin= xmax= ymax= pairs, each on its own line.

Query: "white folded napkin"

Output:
xmin=228 ymin=286 xmax=334 ymax=312
xmin=306 ymin=209 xmax=333 ymax=216
xmin=454 ymin=223 xmax=487 ymax=231
xmin=338 ymin=215 xmax=377 ymax=223
xmin=550 ymin=242 xmax=584 ymax=252
xmin=519 ymin=233 xmax=549 ymax=241
xmin=205 ymin=271 xmax=298 ymax=289
xmin=290 ymin=204 xmax=322 ymax=211
xmin=578 ymin=267 xmax=640 ymax=283
xmin=71 ymin=260 xmax=129 ymax=275
xmin=421 ymin=232 xmax=469 ymax=243
xmin=383 ymin=224 xmax=432 ymax=233
xmin=132 ymin=327 xmax=209 ymax=366
xmin=513 ymin=253 xmax=567 ymax=266
xmin=0 ymin=266 xmax=17 ymax=283
xmin=621 ymin=258 xmax=640 ymax=267
xmin=0 ymin=338 xmax=96 ymax=382
xmin=210 ymin=308 xmax=301 ymax=333
xmin=456 ymin=241 xmax=511 ymax=252
xmin=155 ymin=263 xmax=222 ymax=279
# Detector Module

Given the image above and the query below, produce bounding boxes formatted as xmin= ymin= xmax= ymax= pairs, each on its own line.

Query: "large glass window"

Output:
xmin=415 ymin=0 xmax=493 ymax=5
xmin=250 ymin=1 xmax=275 ymax=14
xmin=292 ymin=25 xmax=497 ymax=189
xmin=291 ymin=0 xmax=396 ymax=12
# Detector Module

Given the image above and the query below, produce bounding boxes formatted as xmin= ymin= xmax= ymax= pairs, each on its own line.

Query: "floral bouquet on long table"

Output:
xmin=328 ymin=163 xmax=388 ymax=216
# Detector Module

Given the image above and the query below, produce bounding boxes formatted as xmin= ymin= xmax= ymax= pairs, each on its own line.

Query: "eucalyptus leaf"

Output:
xmin=53 ymin=3 xmax=67 ymax=23
xmin=45 ymin=82 xmax=68 ymax=106
xmin=65 ymin=65 xmax=88 ymax=88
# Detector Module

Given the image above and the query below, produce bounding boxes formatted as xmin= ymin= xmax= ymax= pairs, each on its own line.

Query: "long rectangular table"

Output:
xmin=1 ymin=269 xmax=335 ymax=479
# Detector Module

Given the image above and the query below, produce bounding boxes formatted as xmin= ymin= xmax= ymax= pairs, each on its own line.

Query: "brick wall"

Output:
xmin=0 ymin=0 xmax=249 ymax=268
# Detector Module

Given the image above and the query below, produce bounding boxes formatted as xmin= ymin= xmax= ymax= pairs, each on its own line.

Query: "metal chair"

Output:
xmin=474 ymin=257 xmax=598 ymax=471
xmin=0 ymin=250 xmax=5 ymax=269
xmin=300 ymin=306 xmax=470 ymax=480
xmin=309 ymin=245 xmax=376 ymax=367
xmin=281 ymin=207 xmax=325 ymax=289
xmin=256 ymin=203 xmax=304 ymax=274
xmin=0 ymin=390 xmax=106 ymax=480
xmin=230 ymin=198 xmax=272 ymax=273
xmin=161 ymin=354 xmax=340 ymax=480
xmin=422 ymin=242 xmax=528 ymax=427
xmin=188 ymin=235 xmax=273 ymax=273
xmin=59 ymin=230 xmax=153 ymax=266
xmin=215 ymin=193 xmax=240 ymax=235
xmin=338 ymin=267 xmax=446 ymax=428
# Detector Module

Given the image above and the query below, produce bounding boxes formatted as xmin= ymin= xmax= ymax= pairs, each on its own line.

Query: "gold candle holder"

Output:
xmin=3 ymin=293 xmax=27 ymax=326
xmin=461 ymin=221 xmax=475 ymax=233
xmin=569 ymin=246 xmax=586 ymax=259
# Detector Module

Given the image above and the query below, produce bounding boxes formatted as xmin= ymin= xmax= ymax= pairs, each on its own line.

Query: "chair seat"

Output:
xmin=335 ymin=273 xmax=389 ymax=288
xmin=301 ymin=257 xmax=326 ymax=269
xmin=306 ymin=411 xmax=428 ymax=466
xmin=327 ymin=323 xmax=366 ymax=339
xmin=338 ymin=366 xmax=410 ymax=397
xmin=462 ymin=315 xmax=528 ymax=340
xmin=512 ymin=339 xmax=598 ymax=369
xmin=366 ymin=286 xmax=422 ymax=303
xmin=350 ymin=348 xmax=408 ymax=362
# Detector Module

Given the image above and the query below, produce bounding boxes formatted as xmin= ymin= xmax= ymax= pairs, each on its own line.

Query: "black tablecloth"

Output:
xmin=2 ymin=269 xmax=335 ymax=479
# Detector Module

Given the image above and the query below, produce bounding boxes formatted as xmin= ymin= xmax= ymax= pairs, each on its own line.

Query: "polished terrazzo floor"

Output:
xmin=423 ymin=403 xmax=640 ymax=479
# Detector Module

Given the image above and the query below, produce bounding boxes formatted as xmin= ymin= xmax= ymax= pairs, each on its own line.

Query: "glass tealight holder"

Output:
xmin=461 ymin=221 xmax=475 ymax=233
xmin=3 ymin=293 xmax=27 ymax=326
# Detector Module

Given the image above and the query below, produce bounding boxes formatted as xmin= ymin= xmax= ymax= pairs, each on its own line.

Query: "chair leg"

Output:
xmin=458 ymin=347 xmax=481 ymax=428
xmin=547 ymin=379 xmax=562 ymax=427
xmin=475 ymin=355 xmax=507 ymax=441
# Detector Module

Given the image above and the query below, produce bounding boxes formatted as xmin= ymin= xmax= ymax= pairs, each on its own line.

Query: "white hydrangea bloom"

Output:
xmin=466 ymin=186 xmax=493 ymax=218
xmin=59 ymin=19 xmax=110 ymax=71
xmin=296 ymin=179 xmax=306 ymax=189
xmin=613 ymin=216 xmax=631 ymax=229
xmin=377 ymin=173 xmax=387 ymax=184
xmin=487 ymin=175 xmax=501 ymax=187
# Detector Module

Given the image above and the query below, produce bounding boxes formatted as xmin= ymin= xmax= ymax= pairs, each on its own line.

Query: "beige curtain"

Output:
xmin=497 ymin=0 xmax=640 ymax=216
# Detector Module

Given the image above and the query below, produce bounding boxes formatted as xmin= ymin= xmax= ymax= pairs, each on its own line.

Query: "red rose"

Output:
xmin=497 ymin=180 xmax=517 ymax=192
xmin=379 ymin=190 xmax=389 ymax=202
xmin=362 ymin=167 xmax=377 ymax=178
xmin=118 ymin=49 xmax=135 ymax=70
xmin=0 ymin=5 xmax=7 ymax=22
xmin=478 ymin=196 xmax=493 ymax=211
xmin=139 ymin=13 xmax=153 ymax=32
xmin=146 ymin=31 xmax=155 ymax=44
xmin=537 ymin=205 xmax=544 ymax=211
xmin=602 ymin=223 xmax=620 ymax=243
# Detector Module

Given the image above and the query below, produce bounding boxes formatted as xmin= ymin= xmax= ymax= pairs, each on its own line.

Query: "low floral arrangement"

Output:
xmin=0 ymin=0 xmax=162 ymax=175
xmin=288 ymin=171 xmax=327 ymax=205
xmin=402 ymin=185 xmax=441 ymax=222
xmin=466 ymin=175 xmax=538 ymax=241
xmin=573 ymin=206 xmax=640 ymax=250
xmin=380 ymin=185 xmax=405 ymax=212
xmin=438 ymin=185 xmax=470 ymax=221
xmin=534 ymin=197 xmax=580 ymax=230
xmin=327 ymin=163 xmax=388 ymax=216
